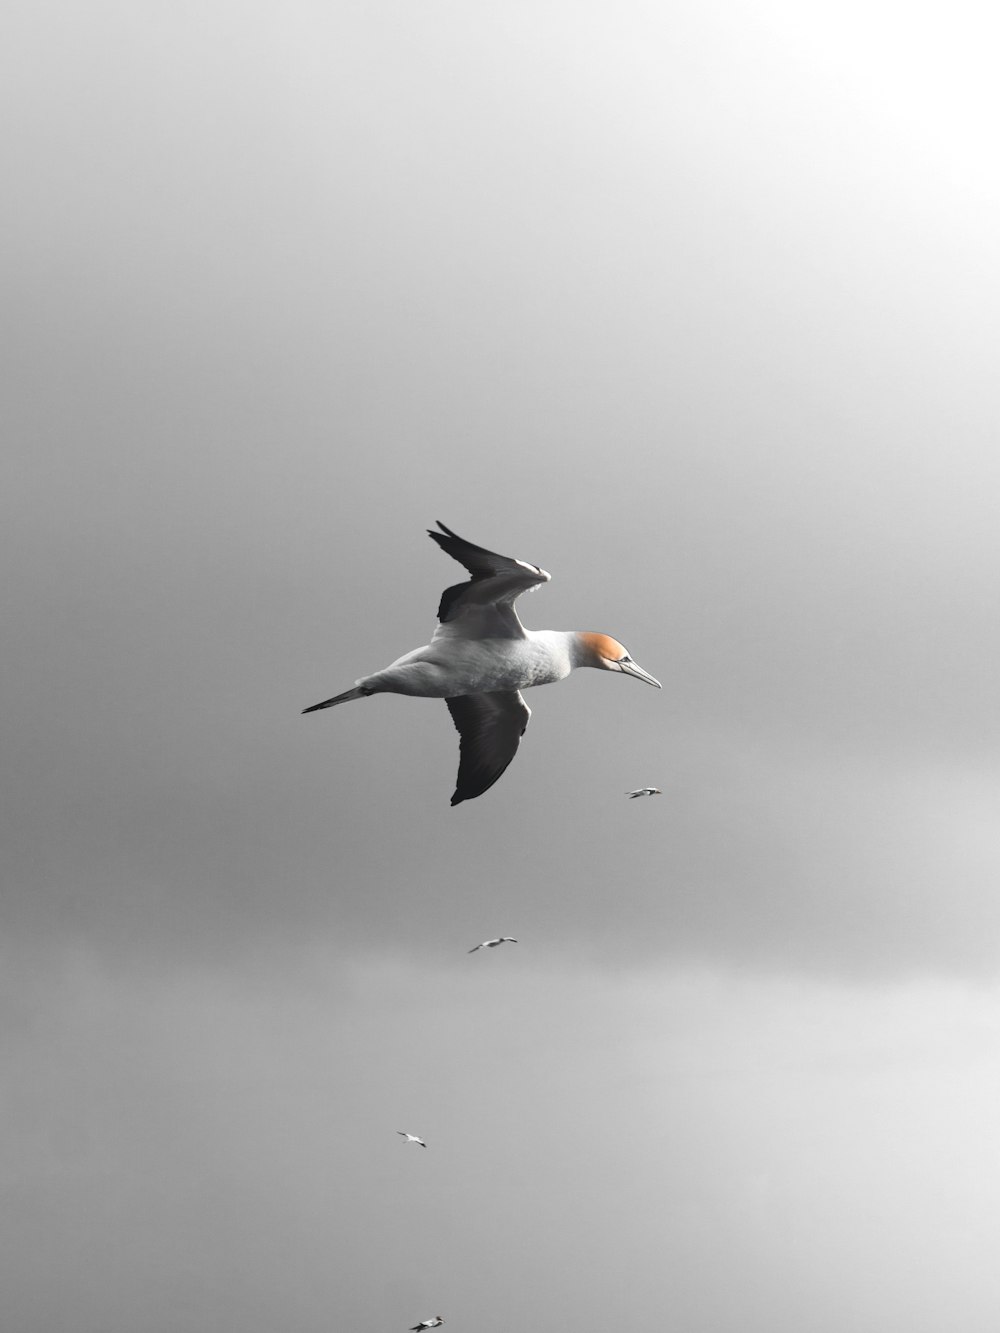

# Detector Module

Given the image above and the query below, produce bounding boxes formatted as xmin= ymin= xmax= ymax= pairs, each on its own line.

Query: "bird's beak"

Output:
xmin=619 ymin=658 xmax=661 ymax=688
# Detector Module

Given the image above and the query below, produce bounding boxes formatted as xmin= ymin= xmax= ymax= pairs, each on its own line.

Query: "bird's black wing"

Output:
xmin=445 ymin=691 xmax=531 ymax=805
xmin=428 ymin=521 xmax=549 ymax=630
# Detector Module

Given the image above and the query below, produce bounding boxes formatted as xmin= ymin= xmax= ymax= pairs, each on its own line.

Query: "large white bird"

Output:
xmin=397 ymin=1132 xmax=427 ymax=1147
xmin=410 ymin=1319 xmax=444 ymax=1331
xmin=626 ymin=787 xmax=663 ymax=799
xmin=303 ymin=522 xmax=661 ymax=804
xmin=468 ymin=936 xmax=518 ymax=952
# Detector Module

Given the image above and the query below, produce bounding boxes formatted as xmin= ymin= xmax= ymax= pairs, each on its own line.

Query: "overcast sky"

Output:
xmin=3 ymin=2 xmax=1000 ymax=1330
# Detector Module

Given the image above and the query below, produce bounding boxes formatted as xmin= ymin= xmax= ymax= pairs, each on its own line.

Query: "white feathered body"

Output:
xmin=358 ymin=630 xmax=578 ymax=699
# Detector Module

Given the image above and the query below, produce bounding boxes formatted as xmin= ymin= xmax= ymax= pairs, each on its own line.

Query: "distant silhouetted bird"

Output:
xmin=626 ymin=787 xmax=662 ymax=799
xmin=397 ymin=1132 xmax=427 ymax=1148
xmin=303 ymin=523 xmax=660 ymax=804
xmin=468 ymin=937 xmax=518 ymax=953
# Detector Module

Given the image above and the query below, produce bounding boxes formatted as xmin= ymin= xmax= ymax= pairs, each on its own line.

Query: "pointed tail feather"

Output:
xmin=302 ymin=685 xmax=368 ymax=714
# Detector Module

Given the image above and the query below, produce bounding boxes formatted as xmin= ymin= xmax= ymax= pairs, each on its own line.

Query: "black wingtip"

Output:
xmin=428 ymin=520 xmax=460 ymax=546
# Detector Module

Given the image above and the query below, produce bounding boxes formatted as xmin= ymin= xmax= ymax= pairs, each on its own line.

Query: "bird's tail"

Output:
xmin=302 ymin=685 xmax=369 ymax=714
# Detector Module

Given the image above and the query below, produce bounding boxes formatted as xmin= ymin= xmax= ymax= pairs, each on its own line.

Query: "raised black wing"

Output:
xmin=428 ymin=521 xmax=550 ymax=632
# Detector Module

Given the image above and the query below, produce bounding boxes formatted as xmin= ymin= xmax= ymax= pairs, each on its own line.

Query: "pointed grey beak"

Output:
xmin=619 ymin=658 xmax=662 ymax=688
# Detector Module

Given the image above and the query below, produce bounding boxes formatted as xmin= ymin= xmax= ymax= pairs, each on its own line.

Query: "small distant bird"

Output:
xmin=626 ymin=787 xmax=662 ymax=799
xmin=303 ymin=522 xmax=660 ymax=804
xmin=468 ymin=937 xmax=518 ymax=952
xmin=410 ymin=1319 xmax=444 ymax=1331
xmin=397 ymin=1132 xmax=427 ymax=1148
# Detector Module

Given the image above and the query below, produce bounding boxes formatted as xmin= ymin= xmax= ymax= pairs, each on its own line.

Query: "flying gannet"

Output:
xmin=410 ymin=1319 xmax=444 ymax=1331
xmin=468 ymin=937 xmax=518 ymax=952
xmin=397 ymin=1132 xmax=427 ymax=1147
xmin=626 ymin=787 xmax=663 ymax=798
xmin=303 ymin=522 xmax=661 ymax=804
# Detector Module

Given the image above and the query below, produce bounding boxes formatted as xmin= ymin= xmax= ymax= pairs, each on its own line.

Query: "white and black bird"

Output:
xmin=468 ymin=937 xmax=518 ymax=953
xmin=410 ymin=1319 xmax=444 ymax=1331
xmin=626 ymin=787 xmax=662 ymax=799
xmin=303 ymin=522 xmax=660 ymax=804
xmin=397 ymin=1132 xmax=427 ymax=1148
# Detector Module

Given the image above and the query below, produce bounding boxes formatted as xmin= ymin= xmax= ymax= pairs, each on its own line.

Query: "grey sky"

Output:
xmin=3 ymin=1 xmax=1000 ymax=1330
